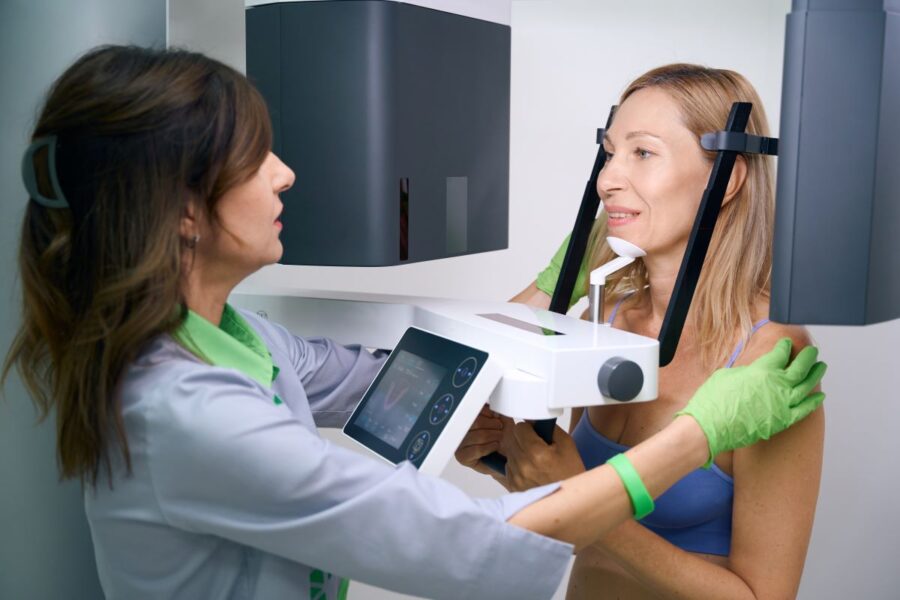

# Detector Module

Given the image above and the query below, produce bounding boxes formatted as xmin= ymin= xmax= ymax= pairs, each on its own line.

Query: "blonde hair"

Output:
xmin=584 ymin=64 xmax=774 ymax=368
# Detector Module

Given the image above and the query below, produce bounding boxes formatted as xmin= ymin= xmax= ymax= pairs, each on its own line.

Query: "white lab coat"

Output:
xmin=85 ymin=310 xmax=572 ymax=600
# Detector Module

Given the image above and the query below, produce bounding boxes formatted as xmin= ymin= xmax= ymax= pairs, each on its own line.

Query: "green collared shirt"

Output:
xmin=173 ymin=304 xmax=281 ymax=397
xmin=172 ymin=304 xmax=350 ymax=599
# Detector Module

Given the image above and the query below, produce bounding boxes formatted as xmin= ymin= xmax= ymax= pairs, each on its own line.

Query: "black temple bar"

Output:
xmin=700 ymin=131 xmax=779 ymax=156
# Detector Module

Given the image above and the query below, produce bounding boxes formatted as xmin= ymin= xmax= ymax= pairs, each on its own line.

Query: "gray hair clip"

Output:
xmin=21 ymin=135 xmax=69 ymax=209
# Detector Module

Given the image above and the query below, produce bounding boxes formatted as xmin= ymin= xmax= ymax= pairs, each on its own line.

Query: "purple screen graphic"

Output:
xmin=356 ymin=350 xmax=447 ymax=449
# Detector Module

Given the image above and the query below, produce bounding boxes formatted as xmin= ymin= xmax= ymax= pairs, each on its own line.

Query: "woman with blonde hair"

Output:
xmin=458 ymin=64 xmax=825 ymax=599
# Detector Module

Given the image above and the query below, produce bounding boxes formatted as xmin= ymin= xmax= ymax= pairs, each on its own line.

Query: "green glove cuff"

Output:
xmin=607 ymin=453 xmax=655 ymax=520
xmin=536 ymin=233 xmax=591 ymax=309
xmin=674 ymin=339 xmax=828 ymax=470
xmin=673 ymin=410 xmax=715 ymax=469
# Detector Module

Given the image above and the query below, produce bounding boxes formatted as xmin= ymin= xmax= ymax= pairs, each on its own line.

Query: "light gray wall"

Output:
xmin=168 ymin=0 xmax=245 ymax=71
xmin=0 ymin=2 xmax=165 ymax=598
xmin=801 ymin=320 xmax=900 ymax=599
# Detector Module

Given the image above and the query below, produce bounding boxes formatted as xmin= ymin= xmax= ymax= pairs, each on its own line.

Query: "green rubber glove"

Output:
xmin=536 ymin=233 xmax=591 ymax=309
xmin=676 ymin=338 xmax=826 ymax=467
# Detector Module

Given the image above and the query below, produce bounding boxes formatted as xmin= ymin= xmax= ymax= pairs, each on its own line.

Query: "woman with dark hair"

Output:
xmin=5 ymin=46 xmax=825 ymax=600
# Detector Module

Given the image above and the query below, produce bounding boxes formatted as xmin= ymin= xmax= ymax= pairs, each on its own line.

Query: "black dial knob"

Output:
xmin=597 ymin=357 xmax=644 ymax=402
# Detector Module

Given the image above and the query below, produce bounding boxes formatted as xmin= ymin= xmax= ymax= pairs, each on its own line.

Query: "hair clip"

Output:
xmin=21 ymin=135 xmax=69 ymax=209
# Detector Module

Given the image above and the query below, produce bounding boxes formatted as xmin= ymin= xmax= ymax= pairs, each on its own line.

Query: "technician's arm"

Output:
xmin=455 ymin=408 xmax=711 ymax=550
xmin=146 ymin=369 xmax=571 ymax=600
xmin=245 ymin=311 xmax=388 ymax=427
xmin=470 ymin=338 xmax=827 ymax=558
xmin=583 ymin=329 xmax=824 ymax=600
xmin=584 ymin=407 xmax=823 ymax=600
xmin=510 ymin=414 xmax=708 ymax=551
xmin=290 ymin=336 xmax=387 ymax=426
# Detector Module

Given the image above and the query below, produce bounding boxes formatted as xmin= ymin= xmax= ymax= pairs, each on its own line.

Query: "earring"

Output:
xmin=186 ymin=234 xmax=200 ymax=249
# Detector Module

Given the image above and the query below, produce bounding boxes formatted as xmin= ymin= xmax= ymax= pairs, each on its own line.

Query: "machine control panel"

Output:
xmin=344 ymin=327 xmax=489 ymax=469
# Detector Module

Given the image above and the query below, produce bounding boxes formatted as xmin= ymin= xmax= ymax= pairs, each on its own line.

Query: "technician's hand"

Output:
xmin=676 ymin=337 xmax=827 ymax=467
xmin=455 ymin=405 xmax=506 ymax=478
xmin=499 ymin=418 xmax=586 ymax=492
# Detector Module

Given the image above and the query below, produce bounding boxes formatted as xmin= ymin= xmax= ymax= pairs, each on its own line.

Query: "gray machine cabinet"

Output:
xmin=772 ymin=0 xmax=900 ymax=325
xmin=246 ymin=1 xmax=511 ymax=266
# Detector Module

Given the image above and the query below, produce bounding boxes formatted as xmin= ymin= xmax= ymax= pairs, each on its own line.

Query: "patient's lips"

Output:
xmin=605 ymin=204 xmax=640 ymax=228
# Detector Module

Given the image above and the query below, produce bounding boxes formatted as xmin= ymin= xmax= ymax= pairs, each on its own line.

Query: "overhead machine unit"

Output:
xmin=246 ymin=0 xmax=512 ymax=266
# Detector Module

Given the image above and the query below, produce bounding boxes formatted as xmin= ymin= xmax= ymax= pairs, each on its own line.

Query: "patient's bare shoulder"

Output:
xmin=734 ymin=299 xmax=812 ymax=366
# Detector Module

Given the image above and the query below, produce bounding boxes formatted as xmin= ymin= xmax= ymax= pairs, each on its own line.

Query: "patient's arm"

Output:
xmin=509 ymin=281 xmax=551 ymax=309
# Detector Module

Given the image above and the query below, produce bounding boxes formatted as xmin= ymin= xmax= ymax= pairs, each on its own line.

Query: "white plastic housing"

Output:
xmin=231 ymin=286 xmax=659 ymax=420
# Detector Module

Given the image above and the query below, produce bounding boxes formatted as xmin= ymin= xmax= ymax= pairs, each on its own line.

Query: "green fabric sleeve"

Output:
xmin=535 ymin=233 xmax=591 ymax=309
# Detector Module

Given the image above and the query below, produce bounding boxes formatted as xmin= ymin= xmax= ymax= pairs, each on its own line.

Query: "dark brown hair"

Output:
xmin=3 ymin=45 xmax=272 ymax=486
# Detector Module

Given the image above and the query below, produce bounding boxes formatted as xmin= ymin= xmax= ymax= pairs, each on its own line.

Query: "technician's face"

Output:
xmin=596 ymin=87 xmax=710 ymax=257
xmin=207 ymin=152 xmax=295 ymax=274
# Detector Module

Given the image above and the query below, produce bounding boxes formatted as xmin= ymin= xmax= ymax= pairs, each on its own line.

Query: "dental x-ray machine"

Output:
xmin=234 ymin=0 xmax=899 ymax=476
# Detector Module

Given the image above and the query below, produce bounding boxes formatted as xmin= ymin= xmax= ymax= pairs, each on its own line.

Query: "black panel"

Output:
xmin=772 ymin=1 xmax=899 ymax=325
xmin=793 ymin=0 xmax=883 ymax=9
xmin=344 ymin=327 xmax=488 ymax=468
xmin=282 ymin=1 xmax=395 ymax=265
xmin=867 ymin=9 xmax=900 ymax=322
xmin=246 ymin=6 xmax=282 ymax=157
xmin=770 ymin=11 xmax=804 ymax=324
xmin=394 ymin=4 xmax=510 ymax=262
xmin=400 ymin=177 xmax=409 ymax=261
xmin=245 ymin=1 xmax=510 ymax=266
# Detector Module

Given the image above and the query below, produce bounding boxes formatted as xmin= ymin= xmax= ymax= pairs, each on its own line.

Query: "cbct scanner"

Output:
xmin=234 ymin=0 xmax=900 ymax=475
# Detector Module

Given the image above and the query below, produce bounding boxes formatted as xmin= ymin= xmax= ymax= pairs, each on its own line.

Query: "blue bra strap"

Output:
xmin=725 ymin=319 xmax=771 ymax=368
xmin=608 ymin=291 xmax=636 ymax=326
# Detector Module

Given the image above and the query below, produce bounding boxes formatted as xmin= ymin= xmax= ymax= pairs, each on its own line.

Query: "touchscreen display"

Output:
xmin=355 ymin=350 xmax=447 ymax=448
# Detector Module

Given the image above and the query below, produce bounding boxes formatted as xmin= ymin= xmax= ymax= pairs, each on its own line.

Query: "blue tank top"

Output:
xmin=572 ymin=294 xmax=770 ymax=556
